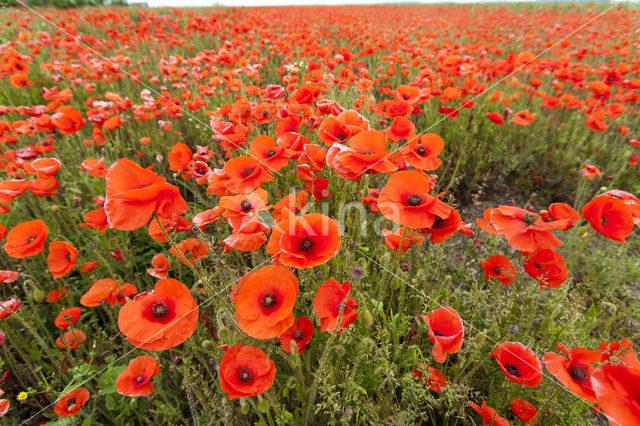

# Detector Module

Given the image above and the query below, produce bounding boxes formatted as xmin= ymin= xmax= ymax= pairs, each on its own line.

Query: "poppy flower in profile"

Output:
xmin=118 ymin=278 xmax=198 ymax=351
xmin=398 ymin=133 xmax=444 ymax=171
xmin=469 ymin=401 xmax=509 ymax=426
xmin=104 ymin=159 xmax=189 ymax=231
xmin=47 ymin=241 xmax=78 ymax=278
xmin=266 ymin=213 xmax=341 ymax=269
xmin=223 ymin=156 xmax=274 ymax=194
xmin=278 ymin=316 xmax=314 ymax=354
xmin=591 ymin=364 xmax=640 ymax=425
xmin=54 ymin=307 xmax=82 ymax=330
xmin=147 ymin=254 xmax=171 ymax=279
xmin=80 ymin=278 xmax=137 ymax=307
xmin=542 ymin=343 xmax=603 ymax=403
xmin=481 ymin=255 xmax=517 ymax=286
xmin=220 ymin=218 xmax=270 ymax=253
xmin=56 ymin=329 xmax=87 ymax=349
xmin=581 ymin=195 xmax=634 ymax=243
xmin=47 ymin=288 xmax=69 ymax=303
xmin=377 ymin=170 xmax=450 ymax=229
xmin=53 ymin=387 xmax=90 ymax=417
xmin=491 ymin=342 xmax=543 ymax=387
xmin=235 ymin=265 xmax=298 ymax=339
xmin=382 ymin=227 xmax=424 ymax=254
xmin=511 ymin=398 xmax=539 ymax=424
xmin=385 ymin=116 xmax=415 ymax=143
xmin=523 ymin=249 xmax=568 ymax=289
xmin=80 ymin=208 xmax=109 ymax=232
xmin=169 ymin=238 xmax=209 ymax=265
xmin=168 ymin=142 xmax=193 ymax=172
xmin=220 ymin=344 xmax=276 ymax=400
xmin=547 ymin=203 xmax=580 ymax=230
xmin=489 ymin=206 xmax=567 ymax=252
xmin=116 ymin=355 xmax=161 ymax=397
xmin=313 ymin=279 xmax=358 ymax=333
xmin=412 ymin=363 xmax=447 ymax=393
xmin=3 ymin=219 xmax=48 ymax=258
xmin=420 ymin=307 xmax=464 ymax=363
xmin=602 ymin=190 xmax=640 ymax=227
xmin=79 ymin=158 xmax=107 ymax=178
xmin=0 ymin=298 xmax=21 ymax=319
xmin=487 ymin=112 xmax=504 ymax=125
xmin=0 ymin=271 xmax=19 ymax=284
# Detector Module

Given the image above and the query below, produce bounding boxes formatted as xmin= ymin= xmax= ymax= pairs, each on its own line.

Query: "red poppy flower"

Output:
xmin=220 ymin=218 xmax=270 ymax=253
xmin=234 ymin=265 xmax=298 ymax=339
xmin=169 ymin=238 xmax=209 ymax=265
xmin=602 ymin=190 xmax=640 ymax=227
xmin=3 ymin=219 xmax=48 ymax=258
xmin=79 ymin=158 xmax=107 ymax=178
xmin=420 ymin=307 xmax=464 ymax=363
xmin=523 ymin=249 xmax=568 ymax=289
xmin=147 ymin=253 xmax=171 ymax=279
xmin=47 ymin=241 xmax=78 ymax=278
xmin=581 ymin=195 xmax=634 ymax=243
xmin=313 ymin=279 xmax=358 ymax=333
xmin=0 ymin=298 xmax=21 ymax=319
xmin=489 ymin=206 xmax=567 ymax=252
xmin=56 ymin=329 xmax=87 ymax=349
xmin=80 ymin=278 xmax=137 ymax=307
xmin=399 ymin=133 xmax=444 ymax=171
xmin=168 ymin=142 xmax=193 ymax=172
xmin=512 ymin=110 xmax=536 ymax=126
xmin=192 ymin=207 xmax=224 ymax=231
xmin=547 ymin=203 xmax=580 ymax=230
xmin=54 ymin=307 xmax=82 ymax=330
xmin=249 ymin=135 xmax=291 ymax=173
xmin=116 ymin=355 xmax=161 ymax=397
xmin=491 ymin=342 xmax=543 ymax=387
xmin=384 ymin=116 xmax=415 ymax=143
xmin=469 ymin=401 xmax=509 ymax=426
xmin=278 ymin=316 xmax=314 ymax=354
xmin=51 ymin=106 xmax=86 ymax=135
xmin=378 ymin=170 xmax=450 ymax=229
xmin=219 ymin=189 xmax=269 ymax=229
xmin=80 ymin=208 xmax=109 ymax=232
xmin=481 ymin=255 xmax=517 ymax=286
xmin=382 ymin=227 xmax=424 ymax=254
xmin=220 ymin=344 xmax=276 ymax=400
xmin=487 ymin=112 xmax=504 ymax=125
xmin=223 ymin=156 xmax=274 ymax=194
xmin=266 ymin=213 xmax=341 ymax=268
xmin=0 ymin=271 xmax=19 ymax=284
xmin=542 ymin=343 xmax=603 ymax=403
xmin=591 ymin=364 xmax=640 ymax=425
xmin=412 ymin=363 xmax=447 ymax=393
xmin=104 ymin=159 xmax=189 ymax=231
xmin=53 ymin=387 xmax=90 ymax=417
xmin=47 ymin=288 xmax=69 ymax=303
xmin=511 ymin=398 xmax=539 ymax=424
xmin=118 ymin=278 xmax=198 ymax=351
xmin=326 ymin=129 xmax=397 ymax=180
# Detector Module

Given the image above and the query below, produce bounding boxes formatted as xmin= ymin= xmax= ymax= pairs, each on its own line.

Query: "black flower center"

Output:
xmin=570 ymin=365 xmax=588 ymax=381
xmin=27 ymin=235 xmax=36 ymax=243
xmin=66 ymin=398 xmax=77 ymax=410
xmin=416 ymin=146 xmax=426 ymax=155
xmin=136 ymin=375 xmax=144 ymax=383
xmin=523 ymin=213 xmax=537 ymax=225
xmin=505 ymin=364 xmax=521 ymax=377
xmin=151 ymin=302 xmax=169 ymax=318
xmin=601 ymin=216 xmax=607 ymax=225
xmin=261 ymin=293 xmax=277 ymax=308
xmin=243 ymin=168 xmax=254 ymax=177
xmin=240 ymin=200 xmax=253 ymax=211
xmin=493 ymin=267 xmax=502 ymax=275
xmin=266 ymin=149 xmax=276 ymax=157
xmin=407 ymin=194 xmax=423 ymax=206
xmin=433 ymin=330 xmax=444 ymax=337
xmin=294 ymin=330 xmax=304 ymax=340
xmin=238 ymin=368 xmax=253 ymax=383
xmin=300 ymin=237 xmax=315 ymax=251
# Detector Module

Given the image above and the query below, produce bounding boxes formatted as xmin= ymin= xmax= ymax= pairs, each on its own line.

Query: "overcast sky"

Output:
xmin=137 ymin=0 xmax=521 ymax=7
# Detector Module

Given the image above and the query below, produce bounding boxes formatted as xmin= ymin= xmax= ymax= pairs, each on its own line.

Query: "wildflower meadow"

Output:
xmin=0 ymin=2 xmax=640 ymax=425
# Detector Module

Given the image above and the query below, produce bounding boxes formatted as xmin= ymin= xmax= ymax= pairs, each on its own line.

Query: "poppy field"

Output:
xmin=1 ymin=3 xmax=640 ymax=425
